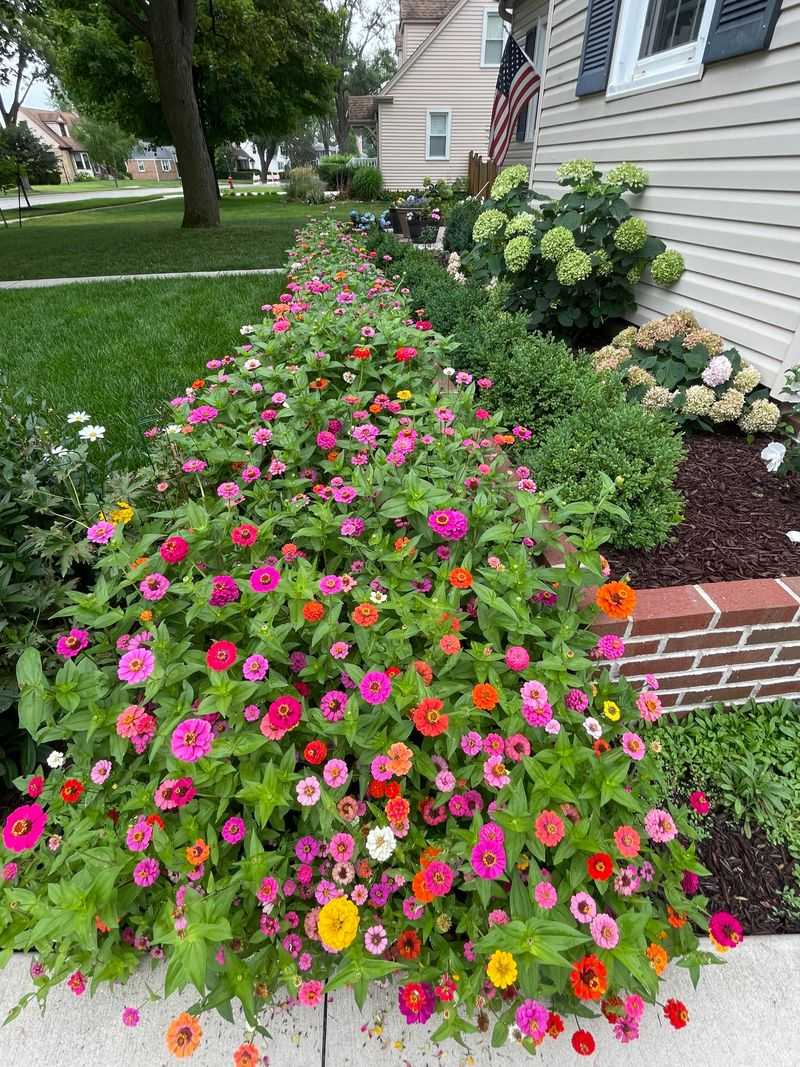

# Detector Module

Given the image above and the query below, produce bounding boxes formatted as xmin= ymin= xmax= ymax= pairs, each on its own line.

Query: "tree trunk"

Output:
xmin=334 ymin=86 xmax=349 ymax=154
xmin=147 ymin=0 xmax=219 ymax=228
xmin=254 ymin=139 xmax=277 ymax=182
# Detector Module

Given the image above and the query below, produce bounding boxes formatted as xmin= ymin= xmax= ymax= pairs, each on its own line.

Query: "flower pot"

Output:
xmin=388 ymin=207 xmax=403 ymax=235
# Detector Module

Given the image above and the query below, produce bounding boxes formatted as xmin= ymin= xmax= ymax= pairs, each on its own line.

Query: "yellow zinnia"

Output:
xmin=602 ymin=700 xmax=621 ymax=721
xmin=396 ymin=390 xmax=412 ymax=401
xmin=486 ymin=950 xmax=517 ymax=989
xmin=317 ymin=897 xmax=359 ymax=951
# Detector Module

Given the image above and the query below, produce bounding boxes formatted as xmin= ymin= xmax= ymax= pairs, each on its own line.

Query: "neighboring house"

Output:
xmin=126 ymin=144 xmax=180 ymax=182
xmin=502 ymin=0 xmax=800 ymax=391
xmin=348 ymin=0 xmax=511 ymax=188
xmin=18 ymin=106 xmax=94 ymax=182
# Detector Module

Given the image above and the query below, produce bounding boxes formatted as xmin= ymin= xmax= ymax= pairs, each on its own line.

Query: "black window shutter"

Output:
xmin=703 ymin=0 xmax=783 ymax=64
xmin=516 ymin=28 xmax=539 ymax=142
xmin=575 ymin=0 xmax=622 ymax=96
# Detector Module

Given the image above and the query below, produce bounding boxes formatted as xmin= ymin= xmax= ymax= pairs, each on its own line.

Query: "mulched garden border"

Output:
xmin=606 ymin=431 xmax=800 ymax=587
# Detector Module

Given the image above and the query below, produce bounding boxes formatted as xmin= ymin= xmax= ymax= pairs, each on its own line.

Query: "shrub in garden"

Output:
xmin=592 ymin=311 xmax=781 ymax=433
xmin=350 ymin=165 xmax=383 ymax=201
xmin=465 ymin=161 xmax=685 ymax=337
xmin=317 ymin=154 xmax=352 ymax=191
xmin=443 ymin=197 xmax=483 ymax=254
xmin=3 ymin=221 xmax=733 ymax=1057
xmin=530 ymin=403 xmax=685 ymax=550
xmin=285 ymin=167 xmax=326 ymax=203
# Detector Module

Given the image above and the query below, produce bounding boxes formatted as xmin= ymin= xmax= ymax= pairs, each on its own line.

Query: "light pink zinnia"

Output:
xmin=117 ymin=648 xmax=155 ymax=684
xmin=171 ymin=718 xmax=214 ymax=762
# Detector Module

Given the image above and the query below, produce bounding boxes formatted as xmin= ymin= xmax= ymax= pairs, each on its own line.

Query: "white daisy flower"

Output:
xmin=365 ymin=825 xmax=396 ymax=862
xmin=442 ymin=367 xmax=455 ymax=377
xmin=78 ymin=424 xmax=105 ymax=442
xmin=67 ymin=411 xmax=90 ymax=424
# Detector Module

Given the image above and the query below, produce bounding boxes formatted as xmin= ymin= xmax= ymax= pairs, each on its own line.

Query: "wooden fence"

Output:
xmin=467 ymin=151 xmax=497 ymax=197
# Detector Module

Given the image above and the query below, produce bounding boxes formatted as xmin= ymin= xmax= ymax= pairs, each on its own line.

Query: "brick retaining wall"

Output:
xmin=592 ymin=577 xmax=800 ymax=710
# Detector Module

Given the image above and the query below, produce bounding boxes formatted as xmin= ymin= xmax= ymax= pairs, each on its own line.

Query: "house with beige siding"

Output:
xmin=18 ymin=107 xmax=94 ymax=183
xmin=348 ymin=0 xmax=511 ymax=189
xmin=501 ymin=0 xmax=800 ymax=391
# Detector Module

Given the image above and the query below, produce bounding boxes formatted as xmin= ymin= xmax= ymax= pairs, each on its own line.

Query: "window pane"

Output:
xmin=429 ymin=113 xmax=447 ymax=135
xmin=639 ymin=0 xmax=704 ymax=58
xmin=486 ymin=13 xmax=503 ymax=40
xmin=484 ymin=38 xmax=503 ymax=64
xmin=429 ymin=135 xmax=447 ymax=157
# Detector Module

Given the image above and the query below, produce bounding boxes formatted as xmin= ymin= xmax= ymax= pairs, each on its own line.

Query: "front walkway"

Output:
xmin=0 ymin=267 xmax=284 ymax=290
xmin=0 ymin=937 xmax=797 ymax=1066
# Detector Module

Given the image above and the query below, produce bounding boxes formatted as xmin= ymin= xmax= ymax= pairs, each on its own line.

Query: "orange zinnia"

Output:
xmin=569 ymin=954 xmax=608 ymax=1001
xmin=387 ymin=741 xmax=413 ymax=776
xmin=233 ymin=1043 xmax=261 ymax=1067
xmin=166 ymin=1012 xmax=202 ymax=1058
xmin=303 ymin=601 xmax=325 ymax=623
xmin=412 ymin=870 xmax=434 ymax=903
xmin=411 ymin=697 xmax=448 ymax=737
xmin=448 ymin=567 xmax=473 ymax=589
xmin=419 ymin=846 xmax=440 ymax=869
xmin=646 ymin=942 xmax=669 ymax=975
xmin=439 ymin=634 xmax=461 ymax=655
xmin=595 ymin=581 xmax=637 ymax=620
xmin=472 ymin=683 xmax=499 ymax=711
xmin=352 ymin=603 xmax=379 ymax=628
xmin=185 ymin=839 xmax=210 ymax=867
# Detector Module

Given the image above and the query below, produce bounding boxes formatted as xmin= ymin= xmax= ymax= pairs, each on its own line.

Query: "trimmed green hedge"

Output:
xmin=366 ymin=230 xmax=684 ymax=549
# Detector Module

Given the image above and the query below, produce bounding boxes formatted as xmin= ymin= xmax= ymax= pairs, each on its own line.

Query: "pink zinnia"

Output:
xmin=2 ymin=803 xmax=47 ymax=853
xmin=122 ymin=1007 xmax=141 ymax=1027
xmin=171 ymin=718 xmax=214 ymax=762
xmin=250 ymin=565 xmax=281 ymax=593
xmin=596 ymin=633 xmax=625 ymax=659
xmin=504 ymin=645 xmax=529 ymax=671
xmin=133 ymin=857 xmax=160 ymax=887
xmin=637 ymin=690 xmax=663 ymax=723
xmin=689 ymin=790 xmax=710 ymax=815
xmin=67 ymin=971 xmax=86 ymax=996
xmin=534 ymin=810 xmax=565 ymax=847
xmin=87 ymin=521 xmax=115 ymax=545
xmin=323 ymin=759 xmax=348 ymax=788
xmin=422 ymin=860 xmax=454 ymax=897
xmin=90 ymin=759 xmax=112 ymax=785
xmin=613 ymin=825 xmax=641 ymax=858
xmin=570 ymin=892 xmax=596 ymax=924
xmin=298 ymin=979 xmax=324 ymax=1006
xmin=296 ymin=777 xmax=321 ymax=806
xmin=159 ymin=535 xmax=189 ymax=563
xmin=590 ymin=912 xmax=620 ymax=949
xmin=359 ymin=670 xmax=392 ymax=706
xmin=328 ymin=832 xmax=355 ymax=863
xmin=644 ymin=808 xmax=678 ymax=843
xmin=221 ymin=816 xmax=246 ymax=844
xmin=515 ymin=999 xmax=549 ymax=1041
xmin=709 ymin=910 xmax=743 ymax=948
xmin=364 ymin=924 xmax=388 ymax=955
xmin=534 ymin=881 xmax=558 ymax=909
xmin=117 ymin=647 xmax=155 ymax=684
xmin=621 ymin=731 xmax=646 ymax=760
xmin=268 ymin=694 xmax=302 ymax=732
xmin=319 ymin=574 xmax=344 ymax=596
xmin=55 ymin=628 xmax=90 ymax=659
xmin=139 ymin=572 xmax=170 ymax=601
xmin=186 ymin=404 xmax=218 ymax=424
xmin=126 ymin=819 xmax=152 ymax=852
xmin=470 ymin=840 xmax=506 ymax=880
xmin=243 ymin=654 xmax=269 ymax=681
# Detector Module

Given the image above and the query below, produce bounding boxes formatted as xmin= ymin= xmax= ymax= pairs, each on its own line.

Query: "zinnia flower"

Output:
xmin=165 ymin=1012 xmax=203 ymax=1058
xmin=250 ymin=565 xmax=281 ymax=593
xmin=486 ymin=950 xmax=517 ymax=989
xmin=171 ymin=718 xmax=214 ymax=762
xmin=206 ymin=640 xmax=237 ymax=671
xmin=359 ymin=670 xmax=392 ymax=706
xmin=398 ymin=981 xmax=435 ymax=1024
xmin=117 ymin=647 xmax=155 ymax=684
xmin=2 ymin=803 xmax=47 ymax=853
xmin=570 ymin=954 xmax=608 ymax=1000
xmin=595 ymin=581 xmax=637 ymax=620
xmin=317 ymin=897 xmax=359 ymax=951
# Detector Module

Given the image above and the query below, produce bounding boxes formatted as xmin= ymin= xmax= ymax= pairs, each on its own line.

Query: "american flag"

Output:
xmin=488 ymin=34 xmax=540 ymax=166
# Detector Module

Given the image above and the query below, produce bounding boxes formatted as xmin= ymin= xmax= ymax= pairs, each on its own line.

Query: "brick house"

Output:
xmin=126 ymin=144 xmax=180 ymax=181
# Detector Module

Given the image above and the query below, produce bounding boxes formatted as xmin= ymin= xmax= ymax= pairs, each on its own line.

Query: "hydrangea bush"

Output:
xmin=464 ymin=161 xmax=685 ymax=336
xmin=2 ymin=221 xmax=737 ymax=1061
xmin=592 ymin=310 xmax=780 ymax=433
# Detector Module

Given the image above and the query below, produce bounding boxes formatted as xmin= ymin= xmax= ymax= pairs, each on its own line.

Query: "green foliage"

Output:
xmin=652 ymin=700 xmax=800 ymax=857
xmin=350 ymin=164 xmax=383 ymax=200
xmin=529 ymin=403 xmax=685 ymax=549
xmin=71 ymin=116 xmax=135 ymax=180
xmin=465 ymin=160 xmax=685 ymax=339
xmin=318 ymin=154 xmax=352 ymax=190
xmin=0 ymin=122 xmax=59 ymax=183
xmin=443 ymin=198 xmax=483 ymax=253
xmin=284 ymin=166 xmax=326 ymax=203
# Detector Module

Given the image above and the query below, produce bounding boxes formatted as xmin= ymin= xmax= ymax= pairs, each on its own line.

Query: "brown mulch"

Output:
xmin=697 ymin=813 xmax=800 ymax=934
xmin=605 ymin=432 xmax=800 ymax=587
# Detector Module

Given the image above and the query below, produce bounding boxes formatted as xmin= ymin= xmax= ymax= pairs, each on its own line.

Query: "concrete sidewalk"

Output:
xmin=0 ymin=937 xmax=797 ymax=1066
xmin=0 ymin=267 xmax=284 ymax=290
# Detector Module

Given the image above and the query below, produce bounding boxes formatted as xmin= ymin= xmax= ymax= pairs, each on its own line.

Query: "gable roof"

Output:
xmin=347 ymin=96 xmax=378 ymax=125
xmin=19 ymin=106 xmax=85 ymax=152
xmin=381 ymin=0 xmax=471 ymax=96
xmin=399 ymin=0 xmax=457 ymax=21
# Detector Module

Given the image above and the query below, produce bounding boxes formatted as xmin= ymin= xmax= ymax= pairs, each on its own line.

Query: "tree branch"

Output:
xmin=106 ymin=0 xmax=150 ymax=39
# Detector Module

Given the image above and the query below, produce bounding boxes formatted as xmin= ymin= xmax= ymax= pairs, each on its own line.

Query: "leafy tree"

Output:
xmin=42 ymin=0 xmax=338 ymax=228
xmin=72 ymin=116 xmax=135 ymax=185
xmin=0 ymin=122 xmax=59 ymax=198
xmin=284 ymin=121 xmax=318 ymax=168
xmin=0 ymin=0 xmax=49 ymax=128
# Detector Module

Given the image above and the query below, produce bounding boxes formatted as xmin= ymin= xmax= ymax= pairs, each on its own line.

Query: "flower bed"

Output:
xmin=2 ymin=221 xmax=739 ymax=1062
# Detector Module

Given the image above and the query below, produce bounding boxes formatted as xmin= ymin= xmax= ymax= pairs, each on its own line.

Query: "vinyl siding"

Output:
xmin=504 ymin=0 xmax=549 ymax=168
xmin=377 ymin=0 xmax=499 ymax=188
xmin=524 ymin=0 xmax=800 ymax=389
xmin=402 ymin=21 xmax=436 ymax=61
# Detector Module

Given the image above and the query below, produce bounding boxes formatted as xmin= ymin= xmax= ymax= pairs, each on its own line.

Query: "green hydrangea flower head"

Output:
xmin=555 ymin=159 xmax=597 ymax=186
xmin=505 ymin=212 xmax=537 ymax=238
xmin=592 ymin=249 xmax=613 ymax=277
xmin=539 ymin=225 xmax=575 ymax=262
xmin=556 ymin=249 xmax=592 ymax=286
xmin=490 ymin=164 xmax=529 ymax=200
xmin=503 ymin=235 xmax=533 ymax=273
xmin=709 ymin=388 xmax=745 ymax=423
xmin=627 ymin=365 xmax=657 ymax=388
xmin=606 ymin=162 xmax=649 ymax=192
xmin=651 ymin=250 xmax=685 ymax=286
xmin=626 ymin=263 xmax=644 ymax=286
xmin=683 ymin=385 xmax=715 ymax=416
xmin=613 ymin=217 xmax=648 ymax=253
xmin=739 ymin=398 xmax=780 ymax=433
xmin=472 ymin=208 xmax=508 ymax=243
xmin=733 ymin=365 xmax=761 ymax=394
xmin=613 ymin=326 xmax=638 ymax=347
xmin=642 ymin=385 xmax=675 ymax=410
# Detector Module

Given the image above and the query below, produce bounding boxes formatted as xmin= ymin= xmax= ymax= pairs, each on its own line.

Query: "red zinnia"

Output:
xmin=61 ymin=779 xmax=84 ymax=805
xmin=351 ymin=345 xmax=371 ymax=360
xmin=304 ymin=740 xmax=328 ymax=765
xmin=571 ymin=1029 xmax=596 ymax=1055
xmin=593 ymin=739 xmax=610 ymax=757
xmin=230 ymin=523 xmax=258 ymax=547
xmin=368 ymin=779 xmax=386 ymax=799
xmin=569 ymin=955 xmax=607 ymax=1001
xmin=384 ymin=780 xmax=401 ymax=799
xmin=586 ymin=852 xmax=614 ymax=881
xmin=385 ymin=665 xmax=402 ymax=678
xmin=206 ymin=640 xmax=237 ymax=671
xmin=411 ymin=697 xmax=448 ymax=737
xmin=396 ymin=929 xmax=421 ymax=960
xmin=664 ymin=998 xmax=689 ymax=1029
xmin=386 ymin=796 xmax=410 ymax=825
xmin=546 ymin=1012 xmax=564 ymax=1039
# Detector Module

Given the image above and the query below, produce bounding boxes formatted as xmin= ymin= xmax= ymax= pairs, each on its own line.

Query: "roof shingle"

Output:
xmin=346 ymin=96 xmax=378 ymax=125
xmin=399 ymin=0 xmax=456 ymax=22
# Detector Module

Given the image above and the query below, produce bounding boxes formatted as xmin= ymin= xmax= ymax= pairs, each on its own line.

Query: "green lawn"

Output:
xmin=12 ymin=195 xmax=168 ymax=220
xmin=27 ymin=179 xmax=181 ymax=194
xmin=0 ymin=197 xmax=368 ymax=280
xmin=0 ymin=273 xmax=285 ymax=464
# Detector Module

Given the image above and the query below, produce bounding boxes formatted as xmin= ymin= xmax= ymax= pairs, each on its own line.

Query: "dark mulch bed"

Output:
xmin=697 ymin=813 xmax=800 ymax=934
xmin=606 ymin=431 xmax=800 ymax=587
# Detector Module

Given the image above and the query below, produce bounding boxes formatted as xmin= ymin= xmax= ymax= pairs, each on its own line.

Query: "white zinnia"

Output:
xmin=67 ymin=410 xmax=90 ymax=424
xmin=761 ymin=441 xmax=786 ymax=473
xmin=78 ymin=424 xmax=105 ymax=442
xmin=47 ymin=750 xmax=65 ymax=768
xmin=243 ymin=358 xmax=261 ymax=371
xmin=239 ymin=324 xmax=255 ymax=336
xmin=366 ymin=825 xmax=396 ymax=862
xmin=583 ymin=717 xmax=602 ymax=739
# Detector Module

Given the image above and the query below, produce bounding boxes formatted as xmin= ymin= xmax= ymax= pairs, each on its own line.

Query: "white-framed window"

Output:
xmin=160 ymin=159 xmax=172 ymax=172
xmin=73 ymin=151 xmax=91 ymax=172
xmin=426 ymin=109 xmax=451 ymax=160
xmin=136 ymin=160 xmax=146 ymax=173
xmin=607 ymin=0 xmax=715 ymax=98
xmin=516 ymin=17 xmax=548 ymax=144
xmin=481 ymin=8 xmax=507 ymax=66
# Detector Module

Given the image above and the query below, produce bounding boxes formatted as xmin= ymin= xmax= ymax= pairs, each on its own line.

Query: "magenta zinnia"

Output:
xmin=2 ymin=804 xmax=47 ymax=853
